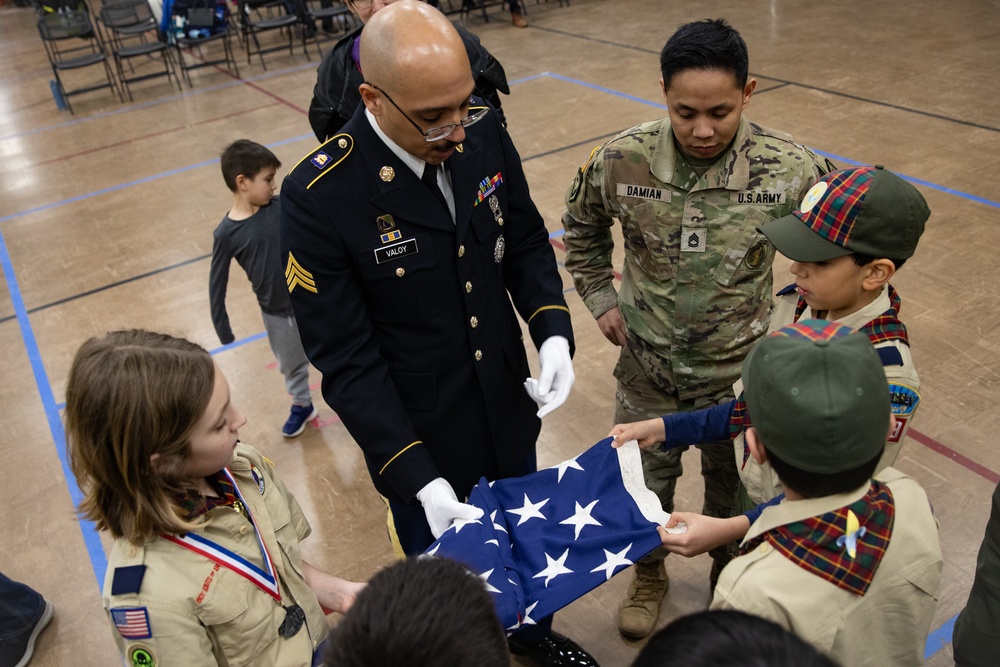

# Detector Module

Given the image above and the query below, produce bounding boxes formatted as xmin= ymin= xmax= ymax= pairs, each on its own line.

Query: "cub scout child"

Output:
xmin=709 ymin=320 xmax=942 ymax=667
xmin=611 ymin=165 xmax=930 ymax=534
xmin=66 ymin=330 xmax=364 ymax=667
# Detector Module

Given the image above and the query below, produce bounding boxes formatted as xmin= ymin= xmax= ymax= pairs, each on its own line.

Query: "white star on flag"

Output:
xmin=533 ymin=549 xmax=573 ymax=588
xmin=450 ymin=516 xmax=482 ymax=534
xmin=490 ymin=510 xmax=508 ymax=534
xmin=507 ymin=493 xmax=549 ymax=526
xmin=521 ymin=601 xmax=539 ymax=626
xmin=479 ymin=568 xmax=501 ymax=594
xmin=559 ymin=500 xmax=602 ymax=540
xmin=589 ymin=544 xmax=634 ymax=581
xmin=550 ymin=456 xmax=584 ymax=482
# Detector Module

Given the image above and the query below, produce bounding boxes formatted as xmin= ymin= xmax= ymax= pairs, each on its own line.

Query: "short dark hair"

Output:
xmin=659 ymin=18 xmax=749 ymax=90
xmin=633 ymin=610 xmax=839 ymax=667
xmin=220 ymin=139 xmax=280 ymax=191
xmin=323 ymin=557 xmax=508 ymax=667
xmin=851 ymin=251 xmax=907 ymax=271
xmin=767 ymin=446 xmax=883 ymax=498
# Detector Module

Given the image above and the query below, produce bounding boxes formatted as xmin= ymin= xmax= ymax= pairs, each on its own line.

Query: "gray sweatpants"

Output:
xmin=261 ymin=311 xmax=312 ymax=407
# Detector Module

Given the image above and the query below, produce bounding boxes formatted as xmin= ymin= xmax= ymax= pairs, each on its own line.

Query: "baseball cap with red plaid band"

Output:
xmin=743 ymin=320 xmax=890 ymax=473
xmin=759 ymin=165 xmax=930 ymax=263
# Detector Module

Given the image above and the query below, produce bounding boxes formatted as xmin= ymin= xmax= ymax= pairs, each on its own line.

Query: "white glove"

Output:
xmin=415 ymin=477 xmax=484 ymax=539
xmin=524 ymin=335 xmax=574 ymax=418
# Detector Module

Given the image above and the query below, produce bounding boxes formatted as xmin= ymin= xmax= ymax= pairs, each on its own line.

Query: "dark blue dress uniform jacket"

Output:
xmin=279 ymin=101 xmax=574 ymax=506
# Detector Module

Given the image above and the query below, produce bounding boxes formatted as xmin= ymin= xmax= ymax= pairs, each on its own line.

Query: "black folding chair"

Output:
xmin=173 ymin=0 xmax=240 ymax=85
xmin=99 ymin=0 xmax=178 ymax=101
xmin=37 ymin=10 xmax=121 ymax=113
xmin=300 ymin=0 xmax=355 ymax=56
xmin=237 ymin=0 xmax=310 ymax=71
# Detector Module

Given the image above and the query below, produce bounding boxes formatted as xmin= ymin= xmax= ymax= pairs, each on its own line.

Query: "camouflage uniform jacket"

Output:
xmin=563 ymin=116 xmax=828 ymax=401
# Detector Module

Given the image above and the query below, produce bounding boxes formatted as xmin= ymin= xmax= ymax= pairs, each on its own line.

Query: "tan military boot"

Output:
xmin=617 ymin=559 xmax=668 ymax=639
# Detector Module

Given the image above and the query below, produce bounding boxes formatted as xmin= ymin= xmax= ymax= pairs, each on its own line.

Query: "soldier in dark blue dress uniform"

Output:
xmin=280 ymin=3 xmax=594 ymax=664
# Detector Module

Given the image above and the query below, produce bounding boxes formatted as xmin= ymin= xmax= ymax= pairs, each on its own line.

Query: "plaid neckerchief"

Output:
xmin=173 ymin=470 xmax=236 ymax=519
xmin=731 ymin=285 xmax=909 ymax=460
xmin=740 ymin=481 xmax=895 ymax=596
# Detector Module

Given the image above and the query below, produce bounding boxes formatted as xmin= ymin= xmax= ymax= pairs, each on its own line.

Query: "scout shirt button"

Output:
xmin=239 ymin=525 xmax=249 ymax=536
xmin=126 ymin=545 xmax=137 ymax=557
xmin=470 ymin=316 xmax=478 ymax=328
xmin=465 ymin=281 xmax=472 ymax=293
xmin=474 ymin=350 xmax=483 ymax=361
xmin=396 ymin=267 xmax=405 ymax=278
xmin=757 ymin=542 xmax=770 ymax=554
xmin=458 ymin=245 xmax=465 ymax=257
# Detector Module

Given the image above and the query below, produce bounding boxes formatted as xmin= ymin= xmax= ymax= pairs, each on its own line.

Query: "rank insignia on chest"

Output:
xmin=377 ymin=214 xmax=396 ymax=232
xmin=680 ymin=227 xmax=707 ymax=253
xmin=285 ymin=252 xmax=317 ymax=294
xmin=743 ymin=239 xmax=770 ymax=270
xmin=311 ymin=152 xmax=332 ymax=169
xmin=474 ymin=172 xmax=503 ymax=206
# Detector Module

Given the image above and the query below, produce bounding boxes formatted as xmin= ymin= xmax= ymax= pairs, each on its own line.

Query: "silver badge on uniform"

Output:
xmin=494 ymin=235 xmax=505 ymax=263
xmin=488 ymin=194 xmax=504 ymax=226
xmin=681 ymin=227 xmax=707 ymax=253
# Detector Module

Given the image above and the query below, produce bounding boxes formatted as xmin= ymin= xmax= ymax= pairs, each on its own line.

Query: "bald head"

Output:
xmin=360 ymin=0 xmax=469 ymax=94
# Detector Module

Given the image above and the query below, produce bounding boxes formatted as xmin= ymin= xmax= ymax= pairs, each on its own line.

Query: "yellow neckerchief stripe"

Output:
xmin=378 ymin=440 xmax=422 ymax=475
xmin=527 ymin=304 xmax=571 ymax=324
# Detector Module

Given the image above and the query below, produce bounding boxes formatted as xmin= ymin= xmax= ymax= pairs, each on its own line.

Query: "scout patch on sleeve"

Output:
xmin=616 ymin=183 xmax=670 ymax=202
xmin=285 ymin=252 xmax=317 ymax=295
xmin=129 ymin=644 xmax=157 ymax=667
xmin=889 ymin=384 xmax=920 ymax=415
xmin=111 ymin=607 xmax=152 ymax=640
xmin=680 ymin=227 xmax=707 ymax=253
xmin=731 ymin=190 xmax=787 ymax=205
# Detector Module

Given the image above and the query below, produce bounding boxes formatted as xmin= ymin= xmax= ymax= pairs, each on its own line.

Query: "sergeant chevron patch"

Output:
xmin=285 ymin=252 xmax=317 ymax=294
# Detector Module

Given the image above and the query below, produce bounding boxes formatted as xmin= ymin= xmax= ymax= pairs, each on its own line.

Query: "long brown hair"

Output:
xmin=66 ymin=330 xmax=216 ymax=544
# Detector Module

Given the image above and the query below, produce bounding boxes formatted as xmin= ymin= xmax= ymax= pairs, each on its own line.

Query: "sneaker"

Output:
xmin=0 ymin=598 xmax=54 ymax=667
xmin=617 ymin=559 xmax=668 ymax=639
xmin=511 ymin=11 xmax=528 ymax=27
xmin=282 ymin=404 xmax=317 ymax=437
xmin=508 ymin=630 xmax=598 ymax=666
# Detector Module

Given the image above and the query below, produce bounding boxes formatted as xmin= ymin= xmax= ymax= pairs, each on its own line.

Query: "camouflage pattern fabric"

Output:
xmin=563 ymin=116 xmax=831 ymax=402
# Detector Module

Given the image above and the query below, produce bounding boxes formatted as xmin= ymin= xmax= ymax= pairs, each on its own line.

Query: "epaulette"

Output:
xmin=748 ymin=121 xmax=795 ymax=144
xmin=288 ymin=133 xmax=354 ymax=190
xmin=775 ymin=283 xmax=798 ymax=297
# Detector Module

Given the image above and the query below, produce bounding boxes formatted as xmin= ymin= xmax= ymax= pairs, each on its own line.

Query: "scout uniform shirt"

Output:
xmin=736 ymin=284 xmax=921 ymax=504
xmin=711 ymin=468 xmax=942 ymax=667
xmin=103 ymin=445 xmax=328 ymax=667
xmin=563 ymin=116 xmax=829 ymax=401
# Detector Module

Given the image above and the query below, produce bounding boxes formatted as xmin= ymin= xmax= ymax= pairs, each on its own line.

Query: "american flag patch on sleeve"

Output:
xmin=111 ymin=607 xmax=152 ymax=639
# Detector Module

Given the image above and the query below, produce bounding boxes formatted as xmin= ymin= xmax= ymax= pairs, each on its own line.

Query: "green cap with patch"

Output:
xmin=759 ymin=165 xmax=930 ymax=262
xmin=743 ymin=320 xmax=889 ymax=473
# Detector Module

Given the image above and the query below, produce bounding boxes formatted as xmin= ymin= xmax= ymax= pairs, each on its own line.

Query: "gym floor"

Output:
xmin=1 ymin=0 xmax=996 ymax=664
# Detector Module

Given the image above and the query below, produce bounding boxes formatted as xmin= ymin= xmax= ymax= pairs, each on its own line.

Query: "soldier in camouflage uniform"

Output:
xmin=562 ymin=18 xmax=830 ymax=639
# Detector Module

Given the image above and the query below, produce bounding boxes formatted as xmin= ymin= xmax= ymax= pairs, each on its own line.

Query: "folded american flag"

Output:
xmin=425 ymin=438 xmax=669 ymax=632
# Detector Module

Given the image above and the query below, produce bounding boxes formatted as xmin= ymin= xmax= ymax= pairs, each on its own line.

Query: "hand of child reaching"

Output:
xmin=656 ymin=512 xmax=750 ymax=558
xmin=608 ymin=417 xmax=665 ymax=449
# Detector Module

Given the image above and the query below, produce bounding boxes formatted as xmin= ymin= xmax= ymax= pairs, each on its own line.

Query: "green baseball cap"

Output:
xmin=759 ymin=165 xmax=930 ymax=262
xmin=743 ymin=320 xmax=889 ymax=473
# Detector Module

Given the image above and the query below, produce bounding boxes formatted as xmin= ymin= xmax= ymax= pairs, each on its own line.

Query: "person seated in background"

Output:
xmin=308 ymin=0 xmax=510 ymax=142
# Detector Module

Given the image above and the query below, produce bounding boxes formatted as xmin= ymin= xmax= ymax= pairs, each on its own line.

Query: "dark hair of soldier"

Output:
xmin=632 ymin=610 xmax=839 ymax=667
xmin=658 ymin=18 xmax=749 ymax=90
xmin=323 ymin=557 xmax=509 ymax=667
xmin=220 ymin=139 xmax=282 ymax=192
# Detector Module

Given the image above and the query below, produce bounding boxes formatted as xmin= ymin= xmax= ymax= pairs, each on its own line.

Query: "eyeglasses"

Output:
xmin=366 ymin=83 xmax=489 ymax=142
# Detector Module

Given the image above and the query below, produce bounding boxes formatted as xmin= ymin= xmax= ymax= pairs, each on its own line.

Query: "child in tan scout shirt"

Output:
xmin=66 ymin=330 xmax=364 ymax=667
xmin=709 ymin=320 xmax=942 ymax=667
xmin=611 ymin=165 xmax=930 ymax=553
